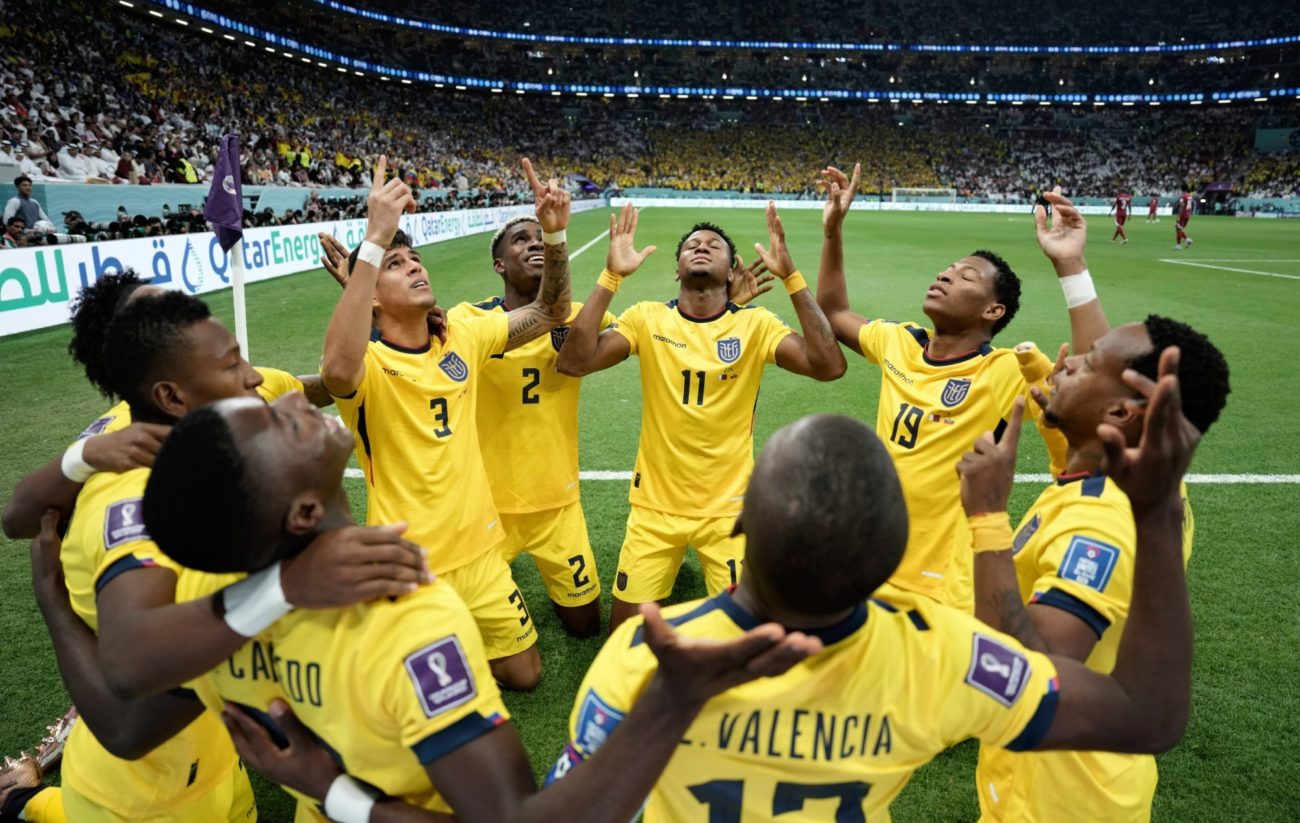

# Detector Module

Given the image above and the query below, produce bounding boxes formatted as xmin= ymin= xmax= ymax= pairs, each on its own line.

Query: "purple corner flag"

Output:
xmin=204 ymin=134 xmax=243 ymax=252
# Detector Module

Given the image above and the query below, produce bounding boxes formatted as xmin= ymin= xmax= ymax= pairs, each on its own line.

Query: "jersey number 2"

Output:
xmin=522 ymin=367 xmax=541 ymax=405
xmin=689 ymin=779 xmax=871 ymax=822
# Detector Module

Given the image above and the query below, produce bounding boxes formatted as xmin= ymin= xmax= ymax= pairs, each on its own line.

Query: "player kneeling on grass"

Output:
xmin=126 ymin=391 xmax=819 ymax=823
xmin=548 ymin=360 xmax=1202 ymax=821
xmin=959 ymin=317 xmax=1229 ymax=822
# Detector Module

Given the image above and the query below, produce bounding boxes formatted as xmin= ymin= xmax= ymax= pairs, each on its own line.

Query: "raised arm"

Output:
xmin=1036 ymin=348 xmax=1197 ymax=753
xmin=504 ymin=159 xmax=573 ymax=352
xmin=2 ymin=422 xmax=168 ymax=539
xmin=1036 ymin=187 xmax=1109 ymax=356
xmin=321 ymin=156 xmax=414 ymax=397
xmin=30 ymin=511 xmax=203 ymax=759
xmin=555 ymin=203 xmax=649 ymax=377
xmin=813 ymin=164 xmax=869 ymax=356
xmin=753 ymin=202 xmax=846 ymax=382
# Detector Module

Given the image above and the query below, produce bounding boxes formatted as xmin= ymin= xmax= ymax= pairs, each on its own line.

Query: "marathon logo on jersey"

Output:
xmin=438 ymin=352 xmax=470 ymax=382
xmin=965 ymin=634 xmax=1031 ymax=707
xmin=551 ymin=326 xmax=570 ymax=351
xmin=940 ymin=378 xmax=972 ymax=408
xmin=717 ymin=337 xmax=742 ymax=364
xmin=404 ymin=636 xmax=477 ymax=718
xmin=103 ymin=498 xmax=149 ymax=549
xmin=1058 ymin=536 xmax=1120 ymax=592
xmin=573 ymin=689 xmax=625 ymax=755
xmin=78 ymin=416 xmax=115 ymax=440
xmin=1012 ymin=513 xmax=1041 ymax=556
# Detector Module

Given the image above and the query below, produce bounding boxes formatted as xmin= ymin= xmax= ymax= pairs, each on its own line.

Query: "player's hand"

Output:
xmin=958 ymin=397 xmax=1025 ymax=516
xmin=641 ymin=602 xmax=823 ymax=711
xmin=365 ymin=155 xmax=416 ymax=248
xmin=28 ymin=509 xmax=67 ymax=613
xmin=426 ymin=305 xmax=449 ymax=344
xmin=817 ymin=163 xmax=861 ymax=234
xmin=318 ymin=231 xmax=351 ymax=287
xmin=727 ymin=252 xmax=775 ymax=306
xmin=1098 ymin=346 xmax=1200 ymax=512
xmin=523 ymin=158 xmax=571 ymax=233
xmin=82 ymin=422 xmax=170 ymax=473
xmin=1034 ymin=185 xmax=1087 ymax=276
xmin=753 ymin=201 xmax=797 ymax=279
xmin=1026 ymin=342 xmax=1069 ymax=413
xmin=606 ymin=202 xmax=656 ymax=277
xmin=223 ymin=700 xmax=341 ymax=801
xmin=280 ymin=523 xmax=432 ymax=608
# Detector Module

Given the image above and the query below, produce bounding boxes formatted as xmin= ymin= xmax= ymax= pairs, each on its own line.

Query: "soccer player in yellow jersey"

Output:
xmin=817 ymin=169 xmax=1111 ymax=611
xmin=446 ymin=215 xmax=615 ymax=637
xmin=558 ymin=201 xmax=846 ymax=634
xmin=322 ymin=157 xmax=573 ymax=689
xmin=551 ymin=368 xmax=1205 ymax=821
xmin=958 ymin=318 xmax=1229 ymax=822
xmin=128 ymin=390 xmax=818 ymax=823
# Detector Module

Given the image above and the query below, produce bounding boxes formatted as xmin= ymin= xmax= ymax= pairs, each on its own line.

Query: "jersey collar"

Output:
xmin=716 ymin=590 xmax=869 ymax=647
xmin=1055 ymin=469 xmax=1104 ymax=485
xmin=907 ymin=326 xmax=994 ymax=366
xmin=667 ymin=298 xmax=741 ymax=323
xmin=377 ymin=336 xmax=431 ymax=354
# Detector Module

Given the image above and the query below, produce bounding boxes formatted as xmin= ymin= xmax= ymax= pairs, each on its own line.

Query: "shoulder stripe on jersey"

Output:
xmin=357 ymin=402 xmax=372 ymax=460
xmin=411 ymin=711 xmax=507 ymax=765
xmin=1004 ymin=688 xmax=1060 ymax=752
xmin=1030 ymin=587 xmax=1111 ymax=639
xmin=631 ymin=597 xmax=726 ymax=647
xmin=993 ymin=417 xmax=1009 ymax=443
xmin=473 ymin=296 xmax=507 ymax=311
xmin=869 ymin=597 xmax=899 ymax=613
xmin=369 ymin=327 xmax=382 ymax=342
xmin=166 ymin=686 xmax=201 ymax=702
xmin=906 ymin=609 xmax=930 ymax=631
xmin=95 ymin=554 xmax=159 ymax=594
xmin=1081 ymin=475 xmax=1107 ymax=497
xmin=906 ymin=326 xmax=931 ymax=347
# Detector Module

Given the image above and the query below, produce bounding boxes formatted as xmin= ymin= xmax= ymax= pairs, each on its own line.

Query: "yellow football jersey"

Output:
xmin=57 ymin=469 xmax=245 ymax=819
xmin=73 ymin=367 xmax=305 ymax=440
xmin=976 ymin=474 xmax=1193 ymax=822
xmin=185 ymin=576 xmax=509 ymax=815
xmin=611 ymin=300 xmax=793 ymax=518
xmin=448 ymin=299 xmax=614 ymax=513
xmin=332 ymin=315 xmax=509 ymax=574
xmin=549 ymin=593 xmax=1060 ymax=822
xmin=856 ymin=321 xmax=1027 ymax=607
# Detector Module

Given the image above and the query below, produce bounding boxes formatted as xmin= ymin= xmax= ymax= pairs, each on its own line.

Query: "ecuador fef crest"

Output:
xmin=717 ymin=337 xmax=742 ymax=364
xmin=941 ymin=378 xmax=971 ymax=407
xmin=438 ymin=352 xmax=470 ymax=382
xmin=551 ymin=326 xmax=570 ymax=351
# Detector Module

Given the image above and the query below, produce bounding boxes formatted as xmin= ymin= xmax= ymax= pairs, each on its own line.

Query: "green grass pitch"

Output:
xmin=2 ymin=206 xmax=1298 ymax=820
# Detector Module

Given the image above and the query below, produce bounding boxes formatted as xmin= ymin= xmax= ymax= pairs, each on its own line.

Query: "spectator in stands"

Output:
xmin=3 ymin=215 xmax=27 ymax=248
xmin=4 ymin=174 xmax=51 ymax=227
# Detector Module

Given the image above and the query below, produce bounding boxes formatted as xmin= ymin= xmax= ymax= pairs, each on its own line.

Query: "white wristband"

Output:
xmin=323 ymin=774 xmax=379 ymax=823
xmin=542 ymin=228 xmax=566 ymax=245
xmin=1059 ymin=270 xmax=1097 ymax=309
xmin=356 ymin=240 xmax=385 ymax=269
xmin=61 ymin=438 xmax=96 ymax=483
xmin=221 ymin=562 xmax=292 ymax=637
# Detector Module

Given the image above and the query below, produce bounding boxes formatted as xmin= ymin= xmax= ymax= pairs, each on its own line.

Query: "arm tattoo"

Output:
xmin=792 ymin=290 xmax=835 ymax=350
xmin=541 ymin=241 xmax=571 ymax=309
xmin=506 ymin=309 xmax=545 ymax=350
xmin=993 ymin=588 xmax=1051 ymax=653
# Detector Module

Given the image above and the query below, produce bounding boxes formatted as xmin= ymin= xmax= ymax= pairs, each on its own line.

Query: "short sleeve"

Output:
xmin=1029 ymin=524 xmax=1134 ymax=640
xmin=545 ymin=618 xmax=654 ymax=783
xmin=929 ymin=607 xmax=1061 ymax=753
xmin=330 ymin=346 xmax=375 ymax=421
xmin=612 ymin=303 xmax=644 ymax=355
xmin=372 ymin=587 xmax=510 ymax=766
xmin=93 ymin=500 xmax=184 ymax=597
xmin=446 ymin=302 xmax=475 ymax=322
xmin=254 ymin=367 xmax=306 ymax=401
xmin=856 ymin=319 xmax=914 ymax=365
xmin=455 ymin=313 xmax=509 ymax=366
xmin=753 ymin=307 xmax=795 ymax=365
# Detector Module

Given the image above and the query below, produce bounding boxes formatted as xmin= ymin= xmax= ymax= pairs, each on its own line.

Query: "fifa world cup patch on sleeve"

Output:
xmin=965 ymin=634 xmax=1031 ymax=707
xmin=404 ymin=636 xmax=477 ymax=718
xmin=77 ymin=415 xmax=115 ymax=440
xmin=103 ymin=498 xmax=149 ymax=549
xmin=573 ymin=689 xmax=625 ymax=755
xmin=1057 ymin=536 xmax=1120 ymax=592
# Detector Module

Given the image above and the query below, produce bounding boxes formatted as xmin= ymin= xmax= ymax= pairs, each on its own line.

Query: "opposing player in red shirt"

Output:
xmin=1109 ymin=191 xmax=1132 ymax=244
xmin=1174 ymin=192 xmax=1194 ymax=250
xmin=1146 ymin=195 xmax=1160 ymax=223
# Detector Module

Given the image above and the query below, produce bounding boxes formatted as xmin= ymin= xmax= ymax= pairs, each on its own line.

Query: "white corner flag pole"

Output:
xmin=231 ymin=240 xmax=249 ymax=361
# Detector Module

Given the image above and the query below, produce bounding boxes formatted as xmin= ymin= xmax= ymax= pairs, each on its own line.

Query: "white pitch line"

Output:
xmin=1159 ymin=258 xmax=1300 ymax=281
xmin=343 ymin=468 xmax=1300 ymax=484
xmin=1173 ymin=259 xmax=1300 ymax=263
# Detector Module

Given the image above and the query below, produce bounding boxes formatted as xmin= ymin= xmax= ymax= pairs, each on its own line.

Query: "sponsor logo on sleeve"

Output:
xmin=574 ymin=689 xmax=625 ymax=755
xmin=404 ymin=636 xmax=477 ymax=718
xmin=103 ymin=498 xmax=149 ymax=549
xmin=1058 ymin=536 xmax=1121 ymax=592
xmin=438 ymin=352 xmax=470 ymax=382
xmin=1012 ymin=513 xmax=1041 ymax=556
xmin=965 ymin=634 xmax=1031 ymax=707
